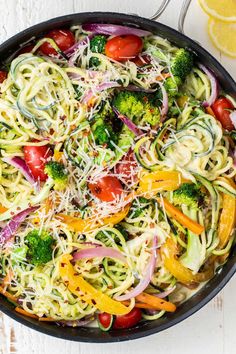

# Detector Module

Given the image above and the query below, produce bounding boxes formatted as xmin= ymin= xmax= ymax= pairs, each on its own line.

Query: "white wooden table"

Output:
xmin=0 ymin=1 xmax=235 ymax=353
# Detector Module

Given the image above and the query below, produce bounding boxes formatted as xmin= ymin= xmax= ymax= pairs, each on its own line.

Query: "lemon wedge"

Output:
xmin=208 ymin=18 xmax=236 ymax=58
xmin=199 ymin=0 xmax=236 ymax=22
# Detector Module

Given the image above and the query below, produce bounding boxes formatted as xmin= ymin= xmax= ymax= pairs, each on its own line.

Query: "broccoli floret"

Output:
xmin=25 ymin=229 xmax=54 ymax=266
xmin=91 ymin=101 xmax=122 ymax=150
xmin=44 ymin=161 xmax=68 ymax=190
xmin=171 ymin=49 xmax=194 ymax=80
xmin=128 ymin=197 xmax=150 ymax=218
xmin=93 ymin=123 xmax=118 ymax=149
xmin=90 ymin=35 xmax=107 ymax=54
xmin=113 ymin=91 xmax=160 ymax=127
xmin=173 ymin=183 xmax=204 ymax=209
xmin=89 ymin=35 xmax=107 ymax=67
xmin=164 ymin=76 xmax=182 ymax=97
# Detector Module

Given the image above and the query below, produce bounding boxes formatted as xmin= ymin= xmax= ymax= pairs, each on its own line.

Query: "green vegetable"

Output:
xmin=91 ymin=101 xmax=122 ymax=150
xmin=171 ymin=49 xmax=194 ymax=80
xmin=89 ymin=35 xmax=107 ymax=67
xmin=180 ymin=207 xmax=205 ymax=272
xmin=11 ymin=245 xmax=28 ymax=264
xmin=25 ymin=229 xmax=54 ymax=266
xmin=44 ymin=161 xmax=68 ymax=190
xmin=113 ymin=91 xmax=160 ymax=127
xmin=164 ymin=76 xmax=182 ymax=97
xmin=95 ymin=226 xmax=128 ymax=246
xmin=173 ymin=183 xmax=204 ymax=209
xmin=93 ymin=123 xmax=118 ymax=149
xmin=128 ymin=197 xmax=150 ymax=218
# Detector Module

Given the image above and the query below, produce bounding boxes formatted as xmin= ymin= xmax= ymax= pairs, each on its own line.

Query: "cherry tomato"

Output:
xmin=105 ymin=35 xmax=143 ymax=62
xmin=113 ymin=308 xmax=142 ymax=329
xmin=23 ymin=142 xmax=53 ymax=181
xmin=88 ymin=176 xmax=123 ymax=202
xmin=0 ymin=70 xmax=7 ymax=83
xmin=18 ymin=44 xmax=34 ymax=55
xmin=114 ymin=150 xmax=138 ymax=184
xmin=211 ymin=97 xmax=235 ymax=131
xmin=40 ymin=29 xmax=75 ymax=56
xmin=98 ymin=313 xmax=113 ymax=331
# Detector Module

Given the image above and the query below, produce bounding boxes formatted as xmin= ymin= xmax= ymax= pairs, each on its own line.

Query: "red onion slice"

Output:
xmin=154 ymin=286 xmax=176 ymax=299
xmin=229 ymin=111 xmax=236 ymax=129
xmin=81 ymin=82 xmax=120 ymax=104
xmin=65 ymin=35 xmax=93 ymax=56
xmin=73 ymin=246 xmax=126 ymax=262
xmin=82 ymin=23 xmax=151 ymax=37
xmin=0 ymin=206 xmax=38 ymax=245
xmin=119 ymin=85 xmax=157 ymax=93
xmin=112 ymin=107 xmax=142 ymax=136
xmin=2 ymin=156 xmax=37 ymax=188
xmin=198 ymin=64 xmax=218 ymax=107
xmin=115 ymin=235 xmax=157 ymax=301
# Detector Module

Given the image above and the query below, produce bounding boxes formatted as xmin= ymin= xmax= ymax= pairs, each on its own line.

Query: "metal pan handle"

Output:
xmin=149 ymin=0 xmax=172 ymax=20
xmin=142 ymin=0 xmax=192 ymax=35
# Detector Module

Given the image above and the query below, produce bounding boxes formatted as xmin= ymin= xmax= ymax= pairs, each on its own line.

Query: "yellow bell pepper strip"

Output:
xmin=139 ymin=171 xmax=185 ymax=198
xmin=59 ymin=254 xmax=132 ymax=315
xmin=177 ymin=95 xmax=189 ymax=108
xmin=218 ymin=180 xmax=236 ymax=249
xmin=157 ymin=197 xmax=204 ymax=235
xmin=57 ymin=204 xmax=130 ymax=233
xmin=161 ymin=237 xmax=213 ymax=285
xmin=135 ymin=292 xmax=176 ymax=312
xmin=53 ymin=151 xmax=63 ymax=162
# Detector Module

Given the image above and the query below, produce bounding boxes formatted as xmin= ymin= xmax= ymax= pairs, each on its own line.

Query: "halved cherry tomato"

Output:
xmin=88 ymin=176 xmax=123 ymax=202
xmin=40 ymin=29 xmax=75 ymax=56
xmin=114 ymin=150 xmax=138 ymax=184
xmin=211 ymin=97 xmax=235 ymax=131
xmin=113 ymin=308 xmax=142 ymax=329
xmin=0 ymin=71 xmax=7 ymax=83
xmin=23 ymin=141 xmax=53 ymax=181
xmin=105 ymin=35 xmax=143 ymax=62
xmin=98 ymin=313 xmax=113 ymax=331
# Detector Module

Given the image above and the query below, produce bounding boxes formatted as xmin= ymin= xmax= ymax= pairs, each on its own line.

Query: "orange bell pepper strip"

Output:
xmin=59 ymin=254 xmax=132 ymax=315
xmin=161 ymin=237 xmax=213 ymax=285
xmin=122 ymin=301 xmax=158 ymax=310
xmin=156 ymin=73 xmax=171 ymax=81
xmin=157 ymin=197 xmax=204 ymax=235
xmin=206 ymin=106 xmax=216 ymax=117
xmin=15 ymin=307 xmax=38 ymax=319
xmin=0 ymin=205 xmax=7 ymax=213
xmin=135 ymin=292 xmax=176 ymax=312
xmin=139 ymin=171 xmax=187 ymax=197
xmin=57 ymin=204 xmax=130 ymax=233
xmin=218 ymin=180 xmax=236 ymax=249
xmin=0 ymin=286 xmax=18 ymax=303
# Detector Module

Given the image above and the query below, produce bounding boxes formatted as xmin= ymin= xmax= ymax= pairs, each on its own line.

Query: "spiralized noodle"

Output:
xmin=0 ymin=25 xmax=235 ymax=326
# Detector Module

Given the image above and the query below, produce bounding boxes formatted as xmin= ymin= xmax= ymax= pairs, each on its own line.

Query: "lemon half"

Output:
xmin=208 ymin=18 xmax=236 ymax=58
xmin=199 ymin=0 xmax=236 ymax=22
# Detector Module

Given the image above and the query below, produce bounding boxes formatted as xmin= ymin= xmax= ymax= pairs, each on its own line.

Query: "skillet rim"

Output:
xmin=0 ymin=11 xmax=235 ymax=343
